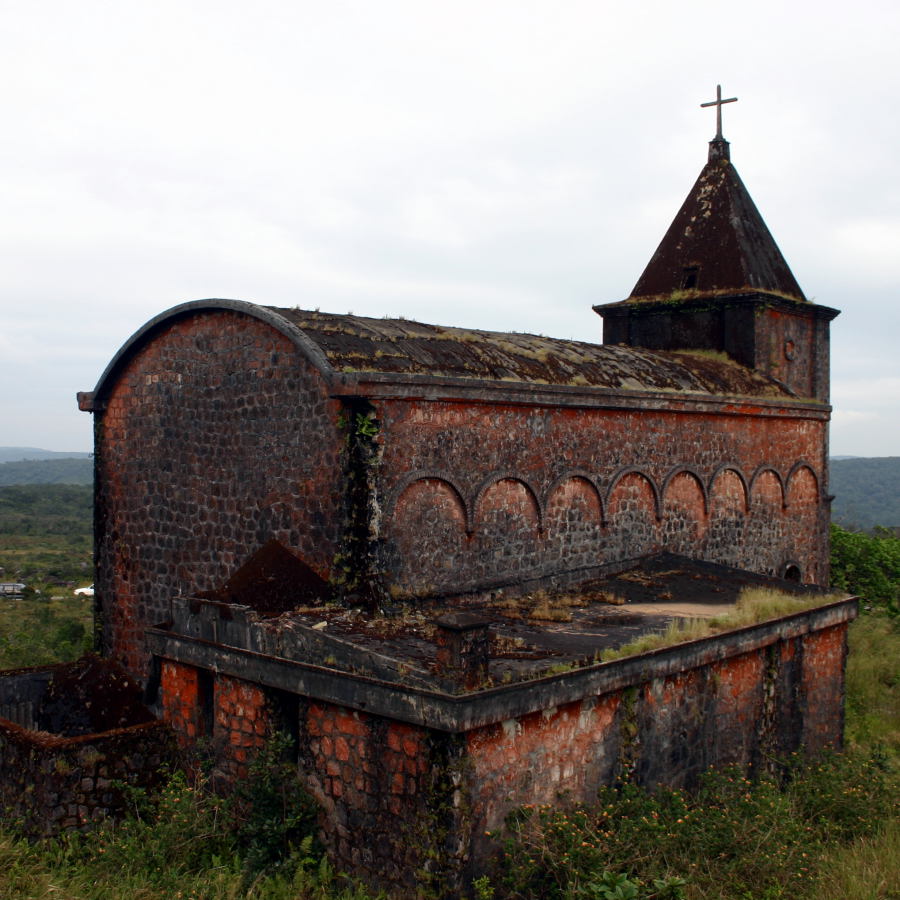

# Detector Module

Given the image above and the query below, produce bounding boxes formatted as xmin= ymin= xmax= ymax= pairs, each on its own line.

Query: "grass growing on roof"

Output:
xmin=600 ymin=586 xmax=844 ymax=663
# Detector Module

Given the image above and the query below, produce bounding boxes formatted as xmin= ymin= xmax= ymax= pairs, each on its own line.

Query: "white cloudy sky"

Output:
xmin=2 ymin=0 xmax=898 ymax=456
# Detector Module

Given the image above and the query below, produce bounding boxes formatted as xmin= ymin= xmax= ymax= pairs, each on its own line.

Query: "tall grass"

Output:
xmin=0 ymin=594 xmax=92 ymax=668
xmin=813 ymin=817 xmax=900 ymax=900
xmin=845 ymin=613 xmax=900 ymax=764
xmin=0 ymin=766 xmax=381 ymax=900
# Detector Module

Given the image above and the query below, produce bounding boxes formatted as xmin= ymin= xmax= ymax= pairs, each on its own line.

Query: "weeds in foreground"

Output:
xmin=493 ymin=750 xmax=897 ymax=900
xmin=229 ymin=734 xmax=321 ymax=874
xmin=492 ymin=613 xmax=899 ymax=899
xmin=813 ymin=816 xmax=900 ymax=900
xmin=845 ymin=613 xmax=900 ymax=763
xmin=0 ymin=596 xmax=896 ymax=900
xmin=0 ymin=761 xmax=380 ymax=900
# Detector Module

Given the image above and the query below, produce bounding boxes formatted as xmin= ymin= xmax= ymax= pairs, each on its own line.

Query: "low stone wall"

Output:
xmin=0 ymin=662 xmax=175 ymax=836
xmin=0 ymin=718 xmax=174 ymax=835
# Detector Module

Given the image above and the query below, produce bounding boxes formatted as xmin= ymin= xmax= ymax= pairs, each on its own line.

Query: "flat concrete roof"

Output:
xmin=268 ymin=553 xmax=834 ymax=684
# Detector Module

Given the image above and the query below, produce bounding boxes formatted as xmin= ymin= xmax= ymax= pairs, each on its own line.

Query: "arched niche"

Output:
xmin=661 ymin=469 xmax=708 ymax=555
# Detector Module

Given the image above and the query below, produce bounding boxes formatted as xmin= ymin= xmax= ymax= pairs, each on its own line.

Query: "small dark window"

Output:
xmin=198 ymin=669 xmax=215 ymax=737
xmin=267 ymin=688 xmax=300 ymax=759
xmin=681 ymin=266 xmax=700 ymax=289
xmin=784 ymin=564 xmax=802 ymax=583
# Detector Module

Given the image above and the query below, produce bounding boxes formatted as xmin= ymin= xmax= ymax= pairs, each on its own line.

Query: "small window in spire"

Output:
xmin=681 ymin=266 xmax=700 ymax=289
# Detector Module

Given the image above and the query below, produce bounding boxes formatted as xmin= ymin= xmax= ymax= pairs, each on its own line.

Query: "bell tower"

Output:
xmin=595 ymin=87 xmax=838 ymax=403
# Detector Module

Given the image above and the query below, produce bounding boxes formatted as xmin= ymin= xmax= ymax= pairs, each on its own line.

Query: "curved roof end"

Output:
xmin=81 ymin=298 xmax=336 ymax=411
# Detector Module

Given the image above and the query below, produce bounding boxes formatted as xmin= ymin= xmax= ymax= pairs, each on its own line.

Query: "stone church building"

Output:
xmin=67 ymin=123 xmax=852 ymax=892
xmin=79 ymin=132 xmax=837 ymax=675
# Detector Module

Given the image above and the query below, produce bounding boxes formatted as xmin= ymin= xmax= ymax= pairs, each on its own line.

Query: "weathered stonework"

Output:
xmin=79 ymin=300 xmax=832 ymax=683
xmin=145 ymin=595 xmax=855 ymax=894
xmin=378 ymin=397 xmax=829 ymax=598
xmin=89 ymin=308 xmax=345 ymax=677
xmin=0 ymin=661 xmax=174 ymax=836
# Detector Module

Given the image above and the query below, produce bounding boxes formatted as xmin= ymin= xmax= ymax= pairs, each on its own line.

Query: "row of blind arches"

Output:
xmin=386 ymin=461 xmax=821 ymax=536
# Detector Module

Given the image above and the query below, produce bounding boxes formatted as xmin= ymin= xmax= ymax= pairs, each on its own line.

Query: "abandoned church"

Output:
xmin=1 ymin=105 xmax=855 ymax=896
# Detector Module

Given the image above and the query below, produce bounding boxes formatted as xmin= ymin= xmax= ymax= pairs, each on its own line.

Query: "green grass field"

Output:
xmin=0 ymin=594 xmax=93 ymax=669
xmin=0 ymin=484 xmax=93 ymax=593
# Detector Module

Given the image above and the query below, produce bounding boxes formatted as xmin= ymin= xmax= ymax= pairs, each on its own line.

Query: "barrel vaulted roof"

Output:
xmin=272 ymin=306 xmax=792 ymax=398
xmin=81 ymin=299 xmax=801 ymax=411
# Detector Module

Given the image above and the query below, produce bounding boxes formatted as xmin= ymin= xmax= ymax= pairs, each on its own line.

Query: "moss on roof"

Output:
xmin=271 ymin=308 xmax=793 ymax=399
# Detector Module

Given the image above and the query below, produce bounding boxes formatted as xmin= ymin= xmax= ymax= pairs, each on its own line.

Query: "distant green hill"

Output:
xmin=0 ymin=447 xmax=90 ymax=463
xmin=830 ymin=457 xmax=900 ymax=531
xmin=0 ymin=458 xmax=92 ymax=486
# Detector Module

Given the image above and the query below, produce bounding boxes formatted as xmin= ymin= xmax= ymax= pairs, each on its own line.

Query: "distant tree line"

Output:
xmin=0 ymin=484 xmax=92 ymax=533
xmin=2 ymin=454 xmax=896 ymax=528
xmin=0 ymin=458 xmax=92 ymax=486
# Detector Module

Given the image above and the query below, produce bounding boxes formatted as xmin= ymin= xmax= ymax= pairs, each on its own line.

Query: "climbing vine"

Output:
xmin=332 ymin=400 xmax=385 ymax=610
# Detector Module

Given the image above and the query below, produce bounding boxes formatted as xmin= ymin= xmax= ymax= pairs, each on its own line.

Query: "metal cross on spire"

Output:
xmin=700 ymin=84 xmax=738 ymax=140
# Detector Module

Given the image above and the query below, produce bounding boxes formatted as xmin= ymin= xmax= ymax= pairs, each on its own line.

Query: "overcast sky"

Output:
xmin=2 ymin=0 xmax=898 ymax=457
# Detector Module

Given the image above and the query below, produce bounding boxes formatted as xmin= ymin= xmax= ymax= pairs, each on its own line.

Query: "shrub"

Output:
xmin=494 ymin=751 xmax=897 ymax=900
xmin=227 ymin=733 xmax=321 ymax=874
xmin=0 ymin=761 xmax=379 ymax=900
xmin=830 ymin=524 xmax=899 ymax=617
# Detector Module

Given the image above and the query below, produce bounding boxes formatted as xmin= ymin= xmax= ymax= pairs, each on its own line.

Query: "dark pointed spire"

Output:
xmin=626 ymin=136 xmax=806 ymax=304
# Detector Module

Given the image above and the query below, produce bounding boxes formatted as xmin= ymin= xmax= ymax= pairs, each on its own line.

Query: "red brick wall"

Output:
xmin=786 ymin=466 xmax=821 ymax=582
xmin=709 ymin=650 xmax=767 ymax=769
xmin=304 ymin=704 xmax=441 ymax=884
xmin=463 ymin=622 xmax=848 ymax=868
xmin=159 ymin=665 xmax=267 ymax=777
xmin=213 ymin=676 xmax=268 ymax=778
xmin=467 ymin=694 xmax=621 ymax=829
xmin=379 ymin=399 xmax=828 ymax=596
xmin=95 ymin=310 xmax=345 ymax=677
xmin=545 ymin=476 xmax=604 ymax=573
xmin=0 ymin=718 xmax=173 ymax=836
xmin=708 ymin=468 xmax=748 ymax=569
xmin=159 ymin=660 xmax=203 ymax=745
xmin=608 ymin=471 xmax=658 ymax=559
xmin=661 ymin=471 xmax=707 ymax=556
xmin=800 ymin=624 xmax=848 ymax=752
xmin=93 ymin=308 xmax=830 ymax=683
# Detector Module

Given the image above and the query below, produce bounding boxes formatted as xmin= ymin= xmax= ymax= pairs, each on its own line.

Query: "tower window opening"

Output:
xmin=681 ymin=266 xmax=700 ymax=289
